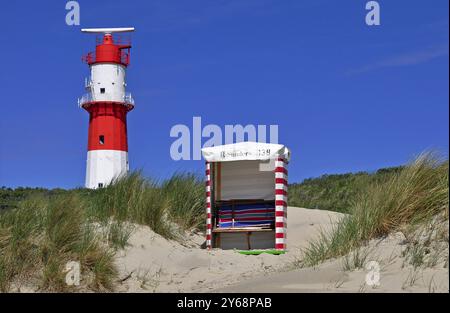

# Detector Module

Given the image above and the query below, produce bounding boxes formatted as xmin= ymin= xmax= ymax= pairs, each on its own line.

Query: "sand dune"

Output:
xmin=115 ymin=207 xmax=448 ymax=293
xmin=115 ymin=207 xmax=342 ymax=292
xmin=217 ymin=231 xmax=449 ymax=293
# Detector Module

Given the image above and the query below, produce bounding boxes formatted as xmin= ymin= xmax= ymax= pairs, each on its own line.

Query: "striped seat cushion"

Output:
xmin=217 ymin=203 xmax=275 ymax=228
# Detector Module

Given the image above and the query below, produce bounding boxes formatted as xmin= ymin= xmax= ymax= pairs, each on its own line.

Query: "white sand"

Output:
xmin=216 ymin=231 xmax=449 ymax=293
xmin=115 ymin=207 xmax=338 ymax=292
xmin=115 ymin=207 xmax=449 ymax=293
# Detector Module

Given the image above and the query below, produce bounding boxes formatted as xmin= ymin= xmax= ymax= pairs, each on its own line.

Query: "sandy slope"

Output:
xmin=216 ymin=231 xmax=449 ymax=293
xmin=115 ymin=207 xmax=449 ymax=293
xmin=115 ymin=207 xmax=343 ymax=292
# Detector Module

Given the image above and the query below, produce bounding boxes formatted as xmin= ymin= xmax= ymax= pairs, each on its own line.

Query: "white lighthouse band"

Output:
xmin=85 ymin=150 xmax=129 ymax=189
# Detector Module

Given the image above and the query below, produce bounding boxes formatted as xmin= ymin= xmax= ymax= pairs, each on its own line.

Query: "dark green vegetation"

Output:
xmin=0 ymin=172 xmax=204 ymax=292
xmin=289 ymin=166 xmax=404 ymax=213
xmin=0 ymin=187 xmax=69 ymax=211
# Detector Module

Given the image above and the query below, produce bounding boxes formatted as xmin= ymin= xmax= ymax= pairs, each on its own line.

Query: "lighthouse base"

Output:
xmin=85 ymin=150 xmax=129 ymax=189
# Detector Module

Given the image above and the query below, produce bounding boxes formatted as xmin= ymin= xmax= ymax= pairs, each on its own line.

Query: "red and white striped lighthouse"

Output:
xmin=78 ymin=27 xmax=135 ymax=189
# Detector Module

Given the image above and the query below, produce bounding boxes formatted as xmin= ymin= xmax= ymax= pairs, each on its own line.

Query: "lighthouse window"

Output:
xmin=100 ymin=88 xmax=106 ymax=94
xmin=98 ymin=183 xmax=104 ymax=188
xmin=99 ymin=135 xmax=105 ymax=145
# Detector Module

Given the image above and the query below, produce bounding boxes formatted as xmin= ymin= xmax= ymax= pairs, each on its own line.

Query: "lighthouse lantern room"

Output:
xmin=78 ymin=27 xmax=135 ymax=189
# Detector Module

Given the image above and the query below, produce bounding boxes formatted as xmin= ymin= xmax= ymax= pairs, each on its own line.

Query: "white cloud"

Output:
xmin=347 ymin=44 xmax=449 ymax=75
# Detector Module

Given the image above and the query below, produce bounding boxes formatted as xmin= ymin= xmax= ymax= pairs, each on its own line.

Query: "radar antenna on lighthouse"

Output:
xmin=81 ymin=27 xmax=135 ymax=33
xmin=78 ymin=27 xmax=136 ymax=189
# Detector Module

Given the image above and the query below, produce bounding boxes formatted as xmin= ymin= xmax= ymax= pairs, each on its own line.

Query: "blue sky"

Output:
xmin=0 ymin=0 xmax=448 ymax=188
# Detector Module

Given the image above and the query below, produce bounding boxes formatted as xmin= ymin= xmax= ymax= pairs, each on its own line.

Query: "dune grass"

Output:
xmin=0 ymin=194 xmax=116 ymax=292
xmin=302 ymin=152 xmax=449 ymax=267
xmin=0 ymin=172 xmax=205 ymax=292
xmin=401 ymin=214 xmax=449 ymax=269
xmin=289 ymin=167 xmax=403 ymax=213
xmin=161 ymin=172 xmax=205 ymax=231
xmin=84 ymin=171 xmax=204 ymax=239
xmin=85 ymin=172 xmax=174 ymax=240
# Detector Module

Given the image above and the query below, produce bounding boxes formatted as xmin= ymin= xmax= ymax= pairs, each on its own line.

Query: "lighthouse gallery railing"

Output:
xmin=78 ymin=92 xmax=135 ymax=108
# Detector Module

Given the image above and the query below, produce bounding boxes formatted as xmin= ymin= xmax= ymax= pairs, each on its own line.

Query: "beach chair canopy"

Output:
xmin=201 ymin=142 xmax=291 ymax=163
